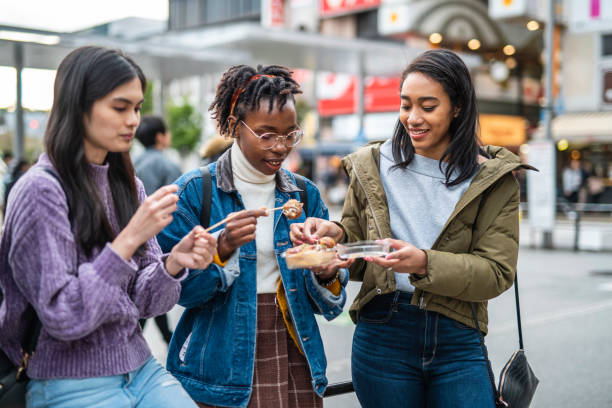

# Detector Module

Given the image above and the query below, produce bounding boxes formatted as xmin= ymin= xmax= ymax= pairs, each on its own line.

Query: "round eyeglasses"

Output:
xmin=240 ymin=121 xmax=303 ymax=150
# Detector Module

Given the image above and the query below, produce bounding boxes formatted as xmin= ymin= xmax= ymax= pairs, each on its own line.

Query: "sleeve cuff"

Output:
xmin=94 ymin=243 xmax=138 ymax=287
xmin=161 ymin=253 xmax=188 ymax=281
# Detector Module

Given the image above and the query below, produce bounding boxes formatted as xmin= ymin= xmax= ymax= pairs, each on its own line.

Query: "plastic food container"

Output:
xmin=336 ymin=241 xmax=391 ymax=260
xmin=281 ymin=245 xmax=337 ymax=269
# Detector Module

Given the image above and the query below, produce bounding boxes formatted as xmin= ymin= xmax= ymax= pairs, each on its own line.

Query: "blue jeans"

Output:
xmin=26 ymin=357 xmax=197 ymax=408
xmin=351 ymin=292 xmax=495 ymax=408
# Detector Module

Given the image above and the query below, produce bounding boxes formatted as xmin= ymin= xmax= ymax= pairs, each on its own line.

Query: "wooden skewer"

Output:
xmin=204 ymin=211 xmax=243 ymax=233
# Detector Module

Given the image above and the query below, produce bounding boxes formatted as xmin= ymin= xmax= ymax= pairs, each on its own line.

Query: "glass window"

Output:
xmin=603 ymin=34 xmax=612 ymax=56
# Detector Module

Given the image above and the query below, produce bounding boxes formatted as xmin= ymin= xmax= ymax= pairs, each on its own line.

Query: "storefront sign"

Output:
xmin=317 ymin=72 xmax=399 ymax=116
xmin=569 ymin=0 xmax=612 ymax=33
xmin=320 ymin=0 xmax=381 ymax=17
xmin=262 ymin=0 xmax=285 ymax=27
xmin=479 ymin=114 xmax=526 ymax=146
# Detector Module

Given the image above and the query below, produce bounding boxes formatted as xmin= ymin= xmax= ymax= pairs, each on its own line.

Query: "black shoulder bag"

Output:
xmin=470 ymin=192 xmax=539 ymax=408
xmin=0 ymin=167 xmax=66 ymax=407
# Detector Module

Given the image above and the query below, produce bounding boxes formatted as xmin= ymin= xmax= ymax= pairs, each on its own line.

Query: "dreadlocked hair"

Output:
xmin=209 ymin=64 xmax=302 ymax=137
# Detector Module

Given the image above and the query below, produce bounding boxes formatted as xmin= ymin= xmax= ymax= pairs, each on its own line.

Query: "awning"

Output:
xmin=544 ymin=111 xmax=612 ymax=144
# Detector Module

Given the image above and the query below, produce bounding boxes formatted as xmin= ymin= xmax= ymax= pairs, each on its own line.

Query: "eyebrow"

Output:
xmin=400 ymin=95 xmax=439 ymax=103
xmin=112 ymin=97 xmax=145 ymax=105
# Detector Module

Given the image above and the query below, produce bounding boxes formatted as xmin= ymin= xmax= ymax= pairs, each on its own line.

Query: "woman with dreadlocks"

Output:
xmin=157 ymin=65 xmax=351 ymax=408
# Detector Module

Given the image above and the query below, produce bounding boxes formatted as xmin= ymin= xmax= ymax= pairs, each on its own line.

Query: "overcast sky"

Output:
xmin=0 ymin=0 xmax=168 ymax=32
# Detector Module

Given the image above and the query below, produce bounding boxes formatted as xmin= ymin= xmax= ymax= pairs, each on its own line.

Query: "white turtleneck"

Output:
xmin=230 ymin=141 xmax=279 ymax=293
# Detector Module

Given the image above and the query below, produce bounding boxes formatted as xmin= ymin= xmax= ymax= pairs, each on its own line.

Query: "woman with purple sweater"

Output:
xmin=0 ymin=46 xmax=216 ymax=407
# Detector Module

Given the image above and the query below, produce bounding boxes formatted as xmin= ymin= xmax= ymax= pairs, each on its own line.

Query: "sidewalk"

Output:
xmin=520 ymin=216 xmax=612 ymax=251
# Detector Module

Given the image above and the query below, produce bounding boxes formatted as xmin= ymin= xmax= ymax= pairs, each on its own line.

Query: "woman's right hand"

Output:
xmin=217 ymin=209 xmax=268 ymax=261
xmin=289 ymin=217 xmax=344 ymax=246
xmin=112 ymin=184 xmax=179 ymax=260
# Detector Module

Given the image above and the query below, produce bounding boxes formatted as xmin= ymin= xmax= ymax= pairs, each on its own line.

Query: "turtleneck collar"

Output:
xmin=231 ymin=141 xmax=275 ymax=185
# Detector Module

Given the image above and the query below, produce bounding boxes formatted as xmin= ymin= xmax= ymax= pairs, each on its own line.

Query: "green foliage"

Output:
xmin=141 ymin=82 xmax=154 ymax=115
xmin=295 ymin=98 xmax=310 ymax=127
xmin=167 ymin=98 xmax=202 ymax=152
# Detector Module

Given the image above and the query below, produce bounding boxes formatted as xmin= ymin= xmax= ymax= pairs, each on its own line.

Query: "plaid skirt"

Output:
xmin=196 ymin=293 xmax=323 ymax=408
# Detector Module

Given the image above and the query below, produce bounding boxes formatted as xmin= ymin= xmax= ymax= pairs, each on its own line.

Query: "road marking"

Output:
xmin=489 ymin=299 xmax=612 ymax=335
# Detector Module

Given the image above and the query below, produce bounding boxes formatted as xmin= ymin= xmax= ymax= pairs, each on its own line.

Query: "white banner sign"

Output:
xmin=527 ymin=140 xmax=556 ymax=230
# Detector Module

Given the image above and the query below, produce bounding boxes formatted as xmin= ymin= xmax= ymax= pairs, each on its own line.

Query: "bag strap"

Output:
xmin=469 ymin=187 xmax=525 ymax=406
xmin=293 ymin=174 xmax=308 ymax=216
xmin=200 ymin=166 xmax=212 ymax=229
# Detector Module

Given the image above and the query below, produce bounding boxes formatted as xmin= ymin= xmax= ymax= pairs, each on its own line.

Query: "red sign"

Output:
xmin=364 ymin=77 xmax=400 ymax=113
xmin=317 ymin=73 xmax=400 ymax=116
xmin=262 ymin=0 xmax=285 ymax=27
xmin=320 ymin=0 xmax=381 ymax=17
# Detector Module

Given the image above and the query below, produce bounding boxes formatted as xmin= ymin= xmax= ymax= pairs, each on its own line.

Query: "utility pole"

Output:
xmin=542 ymin=0 xmax=556 ymax=249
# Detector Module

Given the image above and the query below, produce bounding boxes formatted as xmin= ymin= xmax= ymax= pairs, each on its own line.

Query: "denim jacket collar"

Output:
xmin=216 ymin=147 xmax=302 ymax=194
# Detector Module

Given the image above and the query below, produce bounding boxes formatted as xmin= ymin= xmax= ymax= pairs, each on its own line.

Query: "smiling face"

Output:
xmin=83 ymin=77 xmax=144 ymax=164
xmin=232 ymin=98 xmax=298 ymax=175
xmin=399 ymin=72 xmax=458 ymax=160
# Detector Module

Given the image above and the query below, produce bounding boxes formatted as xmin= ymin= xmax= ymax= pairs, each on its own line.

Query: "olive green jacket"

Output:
xmin=338 ymin=142 xmax=535 ymax=333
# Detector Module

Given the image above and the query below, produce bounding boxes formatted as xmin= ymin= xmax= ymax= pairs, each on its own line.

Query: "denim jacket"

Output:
xmin=157 ymin=149 xmax=348 ymax=407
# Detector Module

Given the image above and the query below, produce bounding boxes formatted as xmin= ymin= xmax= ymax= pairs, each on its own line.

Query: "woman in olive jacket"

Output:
xmin=290 ymin=50 xmax=534 ymax=408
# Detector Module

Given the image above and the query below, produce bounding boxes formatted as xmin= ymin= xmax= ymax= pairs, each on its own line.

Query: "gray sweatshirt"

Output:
xmin=379 ymin=140 xmax=475 ymax=292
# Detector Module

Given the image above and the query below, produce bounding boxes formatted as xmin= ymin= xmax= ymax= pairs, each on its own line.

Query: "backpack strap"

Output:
xmin=293 ymin=174 xmax=308 ymax=217
xmin=200 ymin=166 xmax=212 ymax=229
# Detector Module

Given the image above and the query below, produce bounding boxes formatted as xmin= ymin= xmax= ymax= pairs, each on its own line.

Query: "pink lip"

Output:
xmin=263 ymin=158 xmax=284 ymax=171
xmin=121 ymin=133 xmax=134 ymax=140
xmin=409 ymin=129 xmax=429 ymax=140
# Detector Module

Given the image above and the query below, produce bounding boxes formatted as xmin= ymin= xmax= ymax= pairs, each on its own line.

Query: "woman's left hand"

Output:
xmin=364 ymin=238 xmax=428 ymax=276
xmin=165 ymin=226 xmax=217 ymax=276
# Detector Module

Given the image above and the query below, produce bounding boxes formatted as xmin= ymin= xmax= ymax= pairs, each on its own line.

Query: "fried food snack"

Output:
xmin=282 ymin=199 xmax=303 ymax=219
xmin=284 ymin=243 xmax=336 ymax=269
xmin=318 ymin=237 xmax=336 ymax=248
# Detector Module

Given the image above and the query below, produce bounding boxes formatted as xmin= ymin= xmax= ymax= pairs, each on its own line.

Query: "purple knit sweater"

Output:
xmin=0 ymin=153 xmax=182 ymax=379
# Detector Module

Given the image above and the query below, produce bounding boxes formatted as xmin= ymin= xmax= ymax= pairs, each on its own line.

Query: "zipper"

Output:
xmin=419 ymin=293 xmax=426 ymax=309
xmin=347 ymin=156 xmax=383 ymax=238
xmin=498 ymin=349 xmax=520 ymax=406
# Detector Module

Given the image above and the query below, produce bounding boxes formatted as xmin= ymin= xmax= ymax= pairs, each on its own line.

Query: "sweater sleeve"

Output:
xmin=7 ymin=175 xmax=138 ymax=341
xmin=128 ymin=180 xmax=182 ymax=319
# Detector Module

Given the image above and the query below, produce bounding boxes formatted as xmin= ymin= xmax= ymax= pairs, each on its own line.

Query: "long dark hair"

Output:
xmin=209 ymin=64 xmax=302 ymax=137
xmin=392 ymin=49 xmax=481 ymax=186
xmin=44 ymin=46 xmax=146 ymax=255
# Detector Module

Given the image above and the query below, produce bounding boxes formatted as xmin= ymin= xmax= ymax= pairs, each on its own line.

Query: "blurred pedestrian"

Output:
xmin=290 ymin=49 xmax=534 ymax=408
xmin=2 ymin=159 xmax=30 ymax=217
xmin=562 ymin=159 xmax=583 ymax=203
xmin=133 ymin=115 xmax=182 ymax=345
xmin=0 ymin=150 xmax=14 ymax=217
xmin=0 ymin=46 xmax=217 ymax=408
xmin=157 ymin=64 xmax=350 ymax=408
xmin=586 ymin=164 xmax=605 ymax=204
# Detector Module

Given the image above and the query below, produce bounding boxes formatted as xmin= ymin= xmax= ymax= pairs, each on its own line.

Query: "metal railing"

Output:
xmin=521 ymin=201 xmax=612 ymax=251
xmin=323 ymin=381 xmax=354 ymax=398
